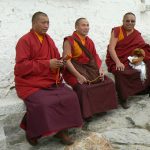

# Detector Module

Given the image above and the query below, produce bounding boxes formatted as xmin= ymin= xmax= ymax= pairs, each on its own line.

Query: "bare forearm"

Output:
xmin=66 ymin=61 xmax=81 ymax=78
xmin=109 ymin=48 xmax=121 ymax=64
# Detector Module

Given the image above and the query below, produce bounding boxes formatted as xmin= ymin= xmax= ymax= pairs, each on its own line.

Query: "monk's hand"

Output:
xmin=50 ymin=59 xmax=64 ymax=69
xmin=99 ymin=67 xmax=105 ymax=81
xmin=77 ymin=74 xmax=87 ymax=84
xmin=116 ymin=61 xmax=125 ymax=71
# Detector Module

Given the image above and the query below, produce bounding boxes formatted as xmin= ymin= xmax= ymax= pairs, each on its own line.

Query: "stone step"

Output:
xmin=0 ymin=94 xmax=150 ymax=149
xmin=0 ymin=96 xmax=25 ymax=150
xmin=0 ymin=97 xmax=25 ymax=116
xmin=0 ymin=118 xmax=6 ymax=150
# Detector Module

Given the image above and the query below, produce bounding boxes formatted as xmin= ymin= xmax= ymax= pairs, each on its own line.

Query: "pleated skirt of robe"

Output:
xmin=114 ymin=61 xmax=150 ymax=101
xmin=20 ymin=84 xmax=83 ymax=139
xmin=73 ymin=76 xmax=118 ymax=119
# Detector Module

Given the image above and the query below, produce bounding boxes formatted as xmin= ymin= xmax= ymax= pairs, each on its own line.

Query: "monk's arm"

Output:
xmin=63 ymin=40 xmax=87 ymax=84
xmin=108 ymin=31 xmax=125 ymax=71
xmin=15 ymin=39 xmax=50 ymax=76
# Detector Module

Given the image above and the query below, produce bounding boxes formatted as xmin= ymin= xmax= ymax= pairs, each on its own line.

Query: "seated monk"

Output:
xmin=62 ymin=18 xmax=118 ymax=121
xmin=14 ymin=12 xmax=83 ymax=146
xmin=106 ymin=12 xmax=150 ymax=109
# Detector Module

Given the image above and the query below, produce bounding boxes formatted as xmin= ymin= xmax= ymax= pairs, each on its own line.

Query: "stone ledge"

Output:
xmin=0 ymin=95 xmax=25 ymax=150
xmin=0 ymin=96 xmax=25 ymax=116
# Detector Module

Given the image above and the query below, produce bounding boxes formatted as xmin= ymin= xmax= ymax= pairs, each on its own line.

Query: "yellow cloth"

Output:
xmin=73 ymin=33 xmax=85 ymax=58
xmin=118 ymin=27 xmax=124 ymax=42
xmin=35 ymin=32 xmax=44 ymax=43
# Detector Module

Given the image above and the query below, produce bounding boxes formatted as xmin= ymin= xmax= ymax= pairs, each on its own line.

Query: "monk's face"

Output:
xmin=75 ymin=19 xmax=89 ymax=36
xmin=123 ymin=14 xmax=136 ymax=31
xmin=33 ymin=15 xmax=49 ymax=35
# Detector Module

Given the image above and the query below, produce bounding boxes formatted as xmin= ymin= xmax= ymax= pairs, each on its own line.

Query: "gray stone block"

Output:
xmin=0 ymin=97 xmax=25 ymax=116
xmin=0 ymin=122 xmax=6 ymax=150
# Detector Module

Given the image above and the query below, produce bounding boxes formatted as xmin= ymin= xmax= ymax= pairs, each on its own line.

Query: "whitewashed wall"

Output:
xmin=0 ymin=0 xmax=150 ymax=99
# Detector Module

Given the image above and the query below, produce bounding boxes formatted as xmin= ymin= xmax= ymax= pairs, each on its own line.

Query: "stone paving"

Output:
xmin=1 ymin=94 xmax=150 ymax=150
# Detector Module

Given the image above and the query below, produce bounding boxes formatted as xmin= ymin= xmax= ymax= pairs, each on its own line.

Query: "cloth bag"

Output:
xmin=71 ymin=38 xmax=101 ymax=84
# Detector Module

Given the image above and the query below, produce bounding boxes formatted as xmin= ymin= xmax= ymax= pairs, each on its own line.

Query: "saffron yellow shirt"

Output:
xmin=118 ymin=27 xmax=124 ymax=42
xmin=73 ymin=33 xmax=86 ymax=58
xmin=35 ymin=32 xmax=44 ymax=43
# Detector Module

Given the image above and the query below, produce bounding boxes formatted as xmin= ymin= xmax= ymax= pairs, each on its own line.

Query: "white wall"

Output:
xmin=0 ymin=0 xmax=150 ymax=99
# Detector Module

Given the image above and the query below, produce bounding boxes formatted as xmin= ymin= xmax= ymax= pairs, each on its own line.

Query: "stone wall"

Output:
xmin=0 ymin=0 xmax=150 ymax=98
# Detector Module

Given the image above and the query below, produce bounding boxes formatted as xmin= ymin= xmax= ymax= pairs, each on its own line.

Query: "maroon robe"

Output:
xmin=106 ymin=26 xmax=150 ymax=100
xmin=14 ymin=30 xmax=83 ymax=139
xmin=63 ymin=32 xmax=118 ymax=119
xmin=63 ymin=32 xmax=102 ymax=86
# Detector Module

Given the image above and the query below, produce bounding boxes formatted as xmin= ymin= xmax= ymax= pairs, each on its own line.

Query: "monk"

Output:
xmin=62 ymin=18 xmax=118 ymax=121
xmin=14 ymin=12 xmax=83 ymax=146
xmin=106 ymin=12 xmax=150 ymax=109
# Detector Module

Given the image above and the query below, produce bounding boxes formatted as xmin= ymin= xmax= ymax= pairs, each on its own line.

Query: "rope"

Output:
xmin=86 ymin=76 xmax=101 ymax=84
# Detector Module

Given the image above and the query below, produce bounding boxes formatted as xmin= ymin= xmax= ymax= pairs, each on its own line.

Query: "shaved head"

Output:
xmin=31 ymin=11 xmax=49 ymax=35
xmin=74 ymin=18 xmax=89 ymax=36
xmin=32 ymin=11 xmax=48 ymax=23
xmin=123 ymin=12 xmax=135 ymax=21
xmin=75 ymin=18 xmax=86 ymax=27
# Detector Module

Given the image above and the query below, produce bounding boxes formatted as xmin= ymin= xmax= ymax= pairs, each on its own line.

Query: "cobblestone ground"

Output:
xmin=6 ymin=129 xmax=66 ymax=150
xmin=4 ymin=94 xmax=150 ymax=150
xmin=5 ymin=127 xmax=84 ymax=150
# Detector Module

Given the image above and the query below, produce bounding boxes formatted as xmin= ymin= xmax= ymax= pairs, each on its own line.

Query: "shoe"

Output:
xmin=54 ymin=130 xmax=74 ymax=145
xmin=120 ymin=101 xmax=130 ymax=109
xmin=61 ymin=137 xmax=74 ymax=145
xmin=84 ymin=116 xmax=93 ymax=122
xmin=95 ymin=112 xmax=107 ymax=117
xmin=26 ymin=134 xmax=38 ymax=146
xmin=136 ymin=89 xmax=149 ymax=95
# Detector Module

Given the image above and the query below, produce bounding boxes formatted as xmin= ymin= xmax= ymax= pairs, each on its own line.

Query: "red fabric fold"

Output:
xmin=106 ymin=26 xmax=150 ymax=73
xmin=14 ymin=29 xmax=61 ymax=99
xmin=63 ymin=32 xmax=102 ymax=86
